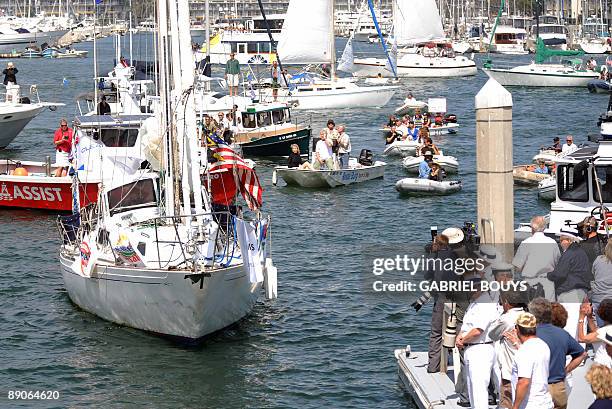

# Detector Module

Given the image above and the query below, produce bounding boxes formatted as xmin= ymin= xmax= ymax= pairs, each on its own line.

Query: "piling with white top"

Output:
xmin=475 ymin=79 xmax=514 ymax=256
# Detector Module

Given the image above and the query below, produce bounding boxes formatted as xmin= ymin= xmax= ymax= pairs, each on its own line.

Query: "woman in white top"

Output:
xmin=578 ymin=298 xmax=612 ymax=368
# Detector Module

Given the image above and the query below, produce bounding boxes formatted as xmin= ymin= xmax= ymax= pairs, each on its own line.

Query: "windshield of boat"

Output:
xmin=592 ymin=166 xmax=612 ymax=203
xmin=257 ymin=112 xmax=272 ymax=127
xmin=107 ymin=178 xmax=157 ymax=215
xmin=242 ymin=113 xmax=256 ymax=129
xmin=271 ymin=108 xmax=290 ymax=125
xmin=558 ymin=163 xmax=589 ymax=202
xmin=99 ymin=127 xmax=139 ymax=147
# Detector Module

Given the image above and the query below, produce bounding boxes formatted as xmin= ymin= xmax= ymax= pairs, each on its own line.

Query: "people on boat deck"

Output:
xmin=203 ymin=115 xmax=218 ymax=137
xmin=387 ymin=115 xmax=397 ymax=127
xmin=3 ymin=61 xmax=17 ymax=86
xmin=419 ymin=126 xmax=430 ymax=143
xmin=337 ymin=125 xmax=351 ymax=169
xmin=422 ymin=113 xmax=431 ymax=128
xmin=385 ymin=125 xmax=403 ymax=145
xmin=313 ymin=129 xmax=334 ymax=170
xmin=534 ymin=162 xmax=549 ymax=174
xmin=551 ymin=137 xmax=562 ymax=153
xmin=224 ymin=52 xmax=240 ymax=97
xmin=600 ymin=66 xmax=609 ymax=81
xmin=429 ymin=162 xmax=445 ymax=181
xmin=404 ymin=121 xmax=419 ymax=141
xmin=270 ymin=60 xmax=284 ymax=102
xmin=420 ymin=138 xmax=440 ymax=156
xmin=405 ymin=93 xmax=416 ymax=104
xmin=396 ymin=119 xmax=408 ymax=137
xmin=97 ymin=95 xmax=111 ymax=115
xmin=562 ymin=135 xmax=578 ymax=154
xmin=53 ymin=118 xmax=73 ymax=177
xmin=434 ymin=113 xmax=444 ymax=126
xmin=287 ymin=144 xmax=313 ymax=170
xmin=587 ymin=58 xmax=597 ymax=71
xmin=413 ymin=110 xmax=424 ymax=128
xmin=419 ymin=151 xmax=433 ymax=179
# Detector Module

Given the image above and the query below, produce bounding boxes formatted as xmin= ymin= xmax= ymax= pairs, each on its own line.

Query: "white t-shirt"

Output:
xmin=513 ymin=232 xmax=560 ymax=279
xmin=595 ymin=325 xmax=612 ymax=368
xmin=461 ymin=292 xmax=501 ymax=344
xmin=338 ymin=132 xmax=351 ymax=154
xmin=562 ymin=143 xmax=577 ymax=154
xmin=315 ymin=139 xmax=332 ymax=161
xmin=511 ymin=337 xmax=553 ymax=409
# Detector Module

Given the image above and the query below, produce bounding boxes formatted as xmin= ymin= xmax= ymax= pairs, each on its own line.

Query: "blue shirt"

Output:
xmin=536 ymin=323 xmax=584 ymax=383
xmin=534 ymin=166 xmax=549 ymax=174
xmin=418 ymin=161 xmax=431 ymax=179
xmin=406 ymin=127 xmax=419 ymax=141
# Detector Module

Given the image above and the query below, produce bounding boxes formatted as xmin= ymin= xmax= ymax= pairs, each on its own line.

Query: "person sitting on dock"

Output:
xmin=420 ymin=138 xmax=440 ymax=156
xmin=97 ymin=95 xmax=111 ymax=115
xmin=2 ymin=62 xmax=17 ymax=87
xmin=337 ymin=125 xmax=351 ymax=170
xmin=418 ymin=151 xmax=433 ymax=179
xmin=287 ymin=144 xmax=313 ymax=170
xmin=313 ymin=129 xmax=334 ymax=170
xmin=53 ymin=118 xmax=73 ymax=177
xmin=404 ymin=121 xmax=419 ymax=141
xmin=385 ymin=125 xmax=402 ymax=145
xmin=562 ymin=135 xmax=578 ymax=154
xmin=534 ymin=162 xmax=549 ymax=175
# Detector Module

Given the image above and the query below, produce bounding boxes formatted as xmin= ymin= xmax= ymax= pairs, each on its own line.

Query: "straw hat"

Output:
xmin=516 ymin=312 xmax=537 ymax=328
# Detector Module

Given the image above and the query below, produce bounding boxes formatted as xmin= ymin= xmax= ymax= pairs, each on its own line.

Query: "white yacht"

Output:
xmin=579 ymin=17 xmax=610 ymax=54
xmin=531 ymin=15 xmax=569 ymax=50
xmin=351 ymin=0 xmax=477 ymax=78
xmin=490 ymin=26 xmax=528 ymax=55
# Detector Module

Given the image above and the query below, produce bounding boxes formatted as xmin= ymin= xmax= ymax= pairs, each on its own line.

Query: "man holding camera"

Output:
xmin=53 ymin=118 xmax=73 ymax=177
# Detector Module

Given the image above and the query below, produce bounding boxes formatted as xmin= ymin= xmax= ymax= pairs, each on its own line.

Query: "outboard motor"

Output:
xmin=358 ymin=149 xmax=373 ymax=166
xmin=445 ymin=113 xmax=457 ymax=123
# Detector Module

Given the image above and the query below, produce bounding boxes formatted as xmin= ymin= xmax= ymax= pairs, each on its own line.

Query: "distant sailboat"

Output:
xmin=352 ymin=0 xmax=477 ymax=78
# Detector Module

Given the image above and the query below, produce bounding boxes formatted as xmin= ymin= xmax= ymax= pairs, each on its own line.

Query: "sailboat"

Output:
xmin=257 ymin=0 xmax=398 ymax=110
xmin=482 ymin=38 xmax=599 ymax=87
xmin=57 ymin=0 xmax=277 ymax=341
xmin=351 ymin=0 xmax=477 ymax=78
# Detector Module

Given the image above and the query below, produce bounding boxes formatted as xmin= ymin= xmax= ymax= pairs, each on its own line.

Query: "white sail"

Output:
xmin=393 ymin=0 xmax=445 ymax=45
xmin=337 ymin=36 xmax=354 ymax=73
xmin=385 ymin=39 xmax=398 ymax=76
xmin=277 ymin=0 xmax=332 ymax=64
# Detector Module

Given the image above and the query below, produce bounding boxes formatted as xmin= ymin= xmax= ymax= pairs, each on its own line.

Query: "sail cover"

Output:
xmin=337 ymin=36 xmax=354 ymax=73
xmin=277 ymin=0 xmax=332 ymax=64
xmin=394 ymin=0 xmax=446 ymax=45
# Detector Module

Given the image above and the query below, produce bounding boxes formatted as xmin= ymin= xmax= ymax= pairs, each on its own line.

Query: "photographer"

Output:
xmin=53 ymin=118 xmax=73 ymax=177
xmin=578 ymin=216 xmax=604 ymax=265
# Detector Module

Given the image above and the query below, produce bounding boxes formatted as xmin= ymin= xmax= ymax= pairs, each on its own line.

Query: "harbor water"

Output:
xmin=0 ymin=37 xmax=607 ymax=408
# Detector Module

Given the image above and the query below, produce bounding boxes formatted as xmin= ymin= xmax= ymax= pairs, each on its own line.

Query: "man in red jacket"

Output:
xmin=53 ymin=118 xmax=73 ymax=177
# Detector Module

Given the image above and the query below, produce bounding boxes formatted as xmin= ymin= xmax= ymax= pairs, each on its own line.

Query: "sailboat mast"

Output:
xmin=330 ymin=0 xmax=336 ymax=79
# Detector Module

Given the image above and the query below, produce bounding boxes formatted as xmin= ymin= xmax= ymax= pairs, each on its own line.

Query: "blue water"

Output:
xmin=0 ymin=36 xmax=607 ymax=408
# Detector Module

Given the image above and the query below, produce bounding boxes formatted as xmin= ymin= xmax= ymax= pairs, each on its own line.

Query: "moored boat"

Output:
xmin=395 ymin=177 xmax=461 ymax=195
xmin=538 ymin=176 xmax=556 ymax=201
xmin=513 ymin=164 xmax=551 ymax=185
xmin=587 ymin=79 xmax=612 ymax=94
xmin=383 ymin=140 xmax=419 ymax=157
xmin=402 ymin=155 xmax=459 ymax=174
xmin=272 ymin=158 xmax=386 ymax=188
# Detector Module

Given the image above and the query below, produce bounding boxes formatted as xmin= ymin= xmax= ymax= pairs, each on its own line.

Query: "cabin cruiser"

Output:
xmin=531 ymin=15 xmax=569 ymax=50
xmin=490 ymin=26 xmax=528 ymax=55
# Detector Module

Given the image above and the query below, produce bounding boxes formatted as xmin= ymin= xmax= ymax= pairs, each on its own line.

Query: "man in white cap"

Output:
xmin=512 ymin=312 xmax=554 ymax=409
xmin=513 ymin=216 xmax=559 ymax=300
xmin=548 ymin=228 xmax=591 ymax=341
xmin=2 ymin=61 xmax=17 ymax=87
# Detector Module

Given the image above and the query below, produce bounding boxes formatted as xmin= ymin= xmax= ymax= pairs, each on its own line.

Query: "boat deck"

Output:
xmin=397 ymin=350 xmax=596 ymax=409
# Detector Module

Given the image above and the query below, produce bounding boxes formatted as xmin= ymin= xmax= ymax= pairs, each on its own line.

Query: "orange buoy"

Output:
xmin=13 ymin=167 xmax=28 ymax=176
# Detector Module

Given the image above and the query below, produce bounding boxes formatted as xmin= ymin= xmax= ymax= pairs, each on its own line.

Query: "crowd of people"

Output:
xmin=287 ymin=119 xmax=352 ymax=171
xmin=424 ymin=215 xmax=612 ymax=409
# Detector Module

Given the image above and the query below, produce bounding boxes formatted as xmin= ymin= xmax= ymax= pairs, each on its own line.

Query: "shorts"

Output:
xmin=227 ymin=74 xmax=240 ymax=87
xmin=55 ymin=150 xmax=70 ymax=167
xmin=272 ymin=78 xmax=279 ymax=89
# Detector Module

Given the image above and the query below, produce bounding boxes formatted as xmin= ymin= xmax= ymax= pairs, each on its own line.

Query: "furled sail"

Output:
xmin=393 ymin=0 xmax=445 ymax=46
xmin=276 ymin=0 xmax=332 ymax=64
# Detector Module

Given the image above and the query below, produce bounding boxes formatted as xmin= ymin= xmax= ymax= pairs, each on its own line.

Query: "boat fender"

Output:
xmin=272 ymin=169 xmax=278 ymax=186
xmin=264 ymin=257 xmax=277 ymax=300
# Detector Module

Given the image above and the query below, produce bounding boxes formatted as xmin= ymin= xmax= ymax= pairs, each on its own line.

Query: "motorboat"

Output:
xmin=588 ymin=79 xmax=612 ymax=94
xmin=538 ymin=176 xmax=556 ymax=201
xmin=489 ymin=26 xmax=528 ymax=55
xmin=579 ymin=17 xmax=610 ymax=54
xmin=483 ymin=38 xmax=599 ymax=87
xmin=231 ymin=102 xmax=311 ymax=157
xmin=513 ymin=164 xmax=551 ymax=185
xmin=451 ymin=40 xmax=472 ymax=54
xmin=383 ymin=140 xmax=420 ymax=157
xmin=530 ymin=15 xmax=569 ymax=51
xmin=55 ymin=49 xmax=88 ymax=58
xmin=0 ymin=85 xmax=63 ymax=148
xmin=351 ymin=0 xmax=477 ymax=78
xmin=395 ymin=177 xmax=461 ymax=195
xmin=533 ymin=148 xmax=565 ymax=164
xmin=402 ymin=155 xmax=459 ymax=174
xmin=272 ymin=158 xmax=386 ymax=188
xmin=395 ymin=98 xmax=428 ymax=116
xmin=0 ymin=26 xmax=67 ymax=54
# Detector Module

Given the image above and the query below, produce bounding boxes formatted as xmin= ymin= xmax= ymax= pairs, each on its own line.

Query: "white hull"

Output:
xmin=381 ymin=123 xmax=458 ymax=136
xmin=352 ymin=55 xmax=477 ymax=78
xmin=402 ymin=155 xmax=459 ymax=174
xmin=0 ymin=103 xmax=47 ymax=148
xmin=395 ymin=177 xmax=462 ymax=195
xmin=580 ymin=41 xmax=609 ymax=54
xmin=0 ymin=29 xmax=67 ymax=53
xmin=259 ymin=85 xmax=397 ymax=110
xmin=383 ymin=140 xmax=419 ymax=157
xmin=60 ymin=253 xmax=260 ymax=340
xmin=538 ymin=176 xmax=556 ymax=201
xmin=451 ymin=41 xmax=472 ymax=54
xmin=273 ymin=161 xmax=386 ymax=188
xmin=483 ymin=65 xmax=599 ymax=87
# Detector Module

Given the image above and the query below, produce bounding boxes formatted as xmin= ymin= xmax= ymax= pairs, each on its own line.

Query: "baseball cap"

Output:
xmin=516 ymin=312 xmax=537 ymax=328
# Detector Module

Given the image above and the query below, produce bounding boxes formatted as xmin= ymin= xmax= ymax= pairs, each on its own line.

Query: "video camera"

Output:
xmin=461 ymin=221 xmax=481 ymax=255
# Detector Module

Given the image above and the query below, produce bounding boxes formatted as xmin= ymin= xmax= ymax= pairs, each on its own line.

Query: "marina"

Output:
xmin=1 ymin=1 xmax=612 ymax=408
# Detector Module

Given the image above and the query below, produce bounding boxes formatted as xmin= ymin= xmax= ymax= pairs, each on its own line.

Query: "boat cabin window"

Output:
xmin=107 ymin=178 xmax=157 ymax=215
xmin=247 ymin=42 xmax=258 ymax=53
xmin=592 ymin=166 xmax=612 ymax=203
xmin=257 ymin=111 xmax=272 ymax=127
xmin=230 ymin=42 xmax=237 ymax=53
xmin=558 ymin=163 xmax=589 ymax=202
xmin=99 ymin=127 xmax=139 ymax=147
xmin=271 ymin=109 xmax=285 ymax=124
xmin=242 ymin=113 xmax=256 ymax=129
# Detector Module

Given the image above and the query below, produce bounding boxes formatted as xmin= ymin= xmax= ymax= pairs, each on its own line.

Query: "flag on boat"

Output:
xmin=206 ymin=134 xmax=263 ymax=210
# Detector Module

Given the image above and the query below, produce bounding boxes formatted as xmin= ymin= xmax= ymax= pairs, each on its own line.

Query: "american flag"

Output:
xmin=207 ymin=134 xmax=263 ymax=210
